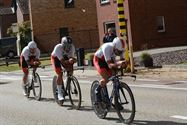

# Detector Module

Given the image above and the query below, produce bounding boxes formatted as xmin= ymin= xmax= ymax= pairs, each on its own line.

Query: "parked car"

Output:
xmin=0 ymin=37 xmax=17 ymax=58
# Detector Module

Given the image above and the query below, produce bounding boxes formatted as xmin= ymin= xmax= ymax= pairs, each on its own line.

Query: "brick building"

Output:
xmin=16 ymin=0 xmax=29 ymax=24
xmin=96 ymin=0 xmax=187 ymax=51
xmin=29 ymin=0 xmax=99 ymax=52
xmin=0 ymin=0 xmax=16 ymax=38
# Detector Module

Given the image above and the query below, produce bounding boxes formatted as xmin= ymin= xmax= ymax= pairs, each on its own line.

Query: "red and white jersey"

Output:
xmin=21 ymin=46 xmax=40 ymax=61
xmin=95 ymin=43 xmax=124 ymax=62
xmin=51 ymin=43 xmax=75 ymax=60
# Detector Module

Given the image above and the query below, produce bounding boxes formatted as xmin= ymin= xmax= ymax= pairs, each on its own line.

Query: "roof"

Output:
xmin=0 ymin=7 xmax=13 ymax=15
xmin=17 ymin=0 xmax=29 ymax=15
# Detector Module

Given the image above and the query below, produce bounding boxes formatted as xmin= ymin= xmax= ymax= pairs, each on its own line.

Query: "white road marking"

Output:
xmin=137 ymin=78 xmax=159 ymax=82
xmin=1 ymin=74 xmax=187 ymax=91
xmin=129 ymin=84 xmax=187 ymax=91
xmin=175 ymin=81 xmax=187 ymax=83
xmin=171 ymin=115 xmax=187 ymax=120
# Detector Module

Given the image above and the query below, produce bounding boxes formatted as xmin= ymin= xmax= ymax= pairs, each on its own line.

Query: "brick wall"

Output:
xmin=1 ymin=14 xmax=17 ymax=37
xmin=16 ymin=5 xmax=29 ymax=24
xmin=30 ymin=0 xmax=99 ymax=53
xmin=129 ymin=0 xmax=187 ymax=50
xmin=0 ymin=0 xmax=11 ymax=7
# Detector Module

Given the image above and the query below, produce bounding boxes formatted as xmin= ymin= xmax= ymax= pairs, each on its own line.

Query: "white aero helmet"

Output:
xmin=61 ymin=36 xmax=72 ymax=44
xmin=28 ymin=41 xmax=37 ymax=49
xmin=113 ymin=37 xmax=124 ymax=51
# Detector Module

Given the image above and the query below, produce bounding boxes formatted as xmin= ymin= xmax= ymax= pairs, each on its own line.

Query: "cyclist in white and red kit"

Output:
xmin=51 ymin=36 xmax=76 ymax=101
xmin=93 ymin=37 xmax=128 ymax=102
xmin=20 ymin=41 xmax=41 ymax=96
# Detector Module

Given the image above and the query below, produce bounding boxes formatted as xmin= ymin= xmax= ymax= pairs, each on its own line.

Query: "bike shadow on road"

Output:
xmin=0 ymin=81 xmax=10 ymax=85
xmin=28 ymin=97 xmax=55 ymax=102
xmin=133 ymin=120 xmax=186 ymax=125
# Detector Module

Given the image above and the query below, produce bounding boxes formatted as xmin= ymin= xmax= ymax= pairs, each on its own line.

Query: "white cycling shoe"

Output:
xmin=22 ymin=85 xmax=27 ymax=96
xmin=58 ymin=93 xmax=64 ymax=101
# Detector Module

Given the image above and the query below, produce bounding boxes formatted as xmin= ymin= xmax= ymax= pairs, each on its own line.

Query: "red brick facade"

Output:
xmin=0 ymin=0 xmax=17 ymax=38
xmin=0 ymin=0 xmax=11 ymax=7
xmin=29 ymin=0 xmax=99 ymax=52
xmin=96 ymin=0 xmax=187 ymax=51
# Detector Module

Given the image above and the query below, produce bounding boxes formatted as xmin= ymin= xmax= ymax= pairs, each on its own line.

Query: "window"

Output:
xmin=64 ymin=0 xmax=74 ymax=8
xmin=156 ymin=16 xmax=166 ymax=33
xmin=104 ymin=22 xmax=116 ymax=35
xmin=100 ymin=0 xmax=110 ymax=5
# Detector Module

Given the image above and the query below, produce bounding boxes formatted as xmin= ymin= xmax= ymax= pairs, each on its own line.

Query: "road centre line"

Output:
xmin=171 ymin=115 xmax=187 ymax=120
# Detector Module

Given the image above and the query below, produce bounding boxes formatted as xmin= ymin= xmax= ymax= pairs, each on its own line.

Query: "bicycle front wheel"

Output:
xmin=68 ymin=76 xmax=82 ymax=109
xmin=114 ymin=82 xmax=135 ymax=124
xmin=32 ymin=73 xmax=42 ymax=101
xmin=90 ymin=80 xmax=108 ymax=119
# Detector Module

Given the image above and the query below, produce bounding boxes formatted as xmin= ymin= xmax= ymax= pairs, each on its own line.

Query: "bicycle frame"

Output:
xmin=62 ymin=67 xmax=84 ymax=94
xmin=101 ymin=73 xmax=136 ymax=110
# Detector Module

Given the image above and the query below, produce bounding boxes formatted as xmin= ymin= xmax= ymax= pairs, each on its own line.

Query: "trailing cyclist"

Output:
xmin=93 ymin=37 xmax=128 ymax=102
xmin=51 ymin=36 xmax=76 ymax=101
xmin=20 ymin=41 xmax=41 ymax=96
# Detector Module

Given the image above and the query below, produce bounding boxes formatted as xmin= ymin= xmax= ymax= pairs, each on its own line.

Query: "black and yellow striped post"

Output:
xmin=117 ymin=0 xmax=131 ymax=72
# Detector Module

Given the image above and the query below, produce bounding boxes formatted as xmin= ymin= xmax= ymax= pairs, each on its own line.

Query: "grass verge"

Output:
xmin=0 ymin=59 xmax=51 ymax=72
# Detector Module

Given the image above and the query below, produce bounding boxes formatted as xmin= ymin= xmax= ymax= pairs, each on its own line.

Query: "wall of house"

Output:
xmin=128 ymin=0 xmax=187 ymax=50
xmin=16 ymin=6 xmax=29 ymax=24
xmin=1 ymin=14 xmax=17 ymax=37
xmin=96 ymin=0 xmax=132 ymax=48
xmin=29 ymin=0 xmax=99 ymax=53
xmin=0 ymin=0 xmax=11 ymax=7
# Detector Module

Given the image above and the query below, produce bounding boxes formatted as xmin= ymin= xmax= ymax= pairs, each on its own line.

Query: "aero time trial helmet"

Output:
xmin=28 ymin=41 xmax=37 ymax=49
xmin=61 ymin=36 xmax=72 ymax=44
xmin=113 ymin=37 xmax=125 ymax=51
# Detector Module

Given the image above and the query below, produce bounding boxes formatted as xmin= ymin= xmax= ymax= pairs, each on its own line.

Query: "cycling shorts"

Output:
xmin=93 ymin=55 xmax=112 ymax=76
xmin=20 ymin=55 xmax=36 ymax=73
xmin=51 ymin=56 xmax=62 ymax=75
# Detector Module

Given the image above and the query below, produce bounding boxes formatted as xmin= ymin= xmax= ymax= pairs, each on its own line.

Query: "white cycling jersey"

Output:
xmin=51 ymin=43 xmax=75 ymax=60
xmin=95 ymin=43 xmax=124 ymax=62
xmin=21 ymin=46 xmax=40 ymax=61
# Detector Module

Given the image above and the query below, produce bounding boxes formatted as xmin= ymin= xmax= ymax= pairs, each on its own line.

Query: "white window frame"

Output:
xmin=156 ymin=16 xmax=166 ymax=33
xmin=100 ymin=0 xmax=110 ymax=5
xmin=104 ymin=21 xmax=116 ymax=35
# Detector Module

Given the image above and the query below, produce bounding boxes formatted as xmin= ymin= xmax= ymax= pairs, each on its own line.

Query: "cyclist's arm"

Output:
xmin=69 ymin=57 xmax=76 ymax=64
xmin=60 ymin=58 xmax=69 ymax=66
xmin=107 ymin=60 xmax=118 ymax=69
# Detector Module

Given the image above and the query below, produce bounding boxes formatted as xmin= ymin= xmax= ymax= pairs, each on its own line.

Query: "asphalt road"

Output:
xmin=0 ymin=68 xmax=187 ymax=125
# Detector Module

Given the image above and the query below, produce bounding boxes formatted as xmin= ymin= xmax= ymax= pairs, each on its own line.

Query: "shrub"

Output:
xmin=140 ymin=52 xmax=153 ymax=67
xmin=86 ymin=53 xmax=94 ymax=66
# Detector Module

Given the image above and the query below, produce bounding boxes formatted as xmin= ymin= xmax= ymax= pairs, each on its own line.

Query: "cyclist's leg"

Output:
xmin=51 ymin=56 xmax=64 ymax=100
xmin=20 ymin=56 xmax=29 ymax=95
xmin=93 ymin=56 xmax=112 ymax=102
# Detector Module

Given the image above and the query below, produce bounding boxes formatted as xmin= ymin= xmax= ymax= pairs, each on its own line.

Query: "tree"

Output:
xmin=7 ymin=21 xmax=32 ymax=50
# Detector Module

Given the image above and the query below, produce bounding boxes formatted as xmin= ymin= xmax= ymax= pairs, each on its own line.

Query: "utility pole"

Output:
xmin=117 ymin=0 xmax=134 ymax=73
xmin=29 ymin=0 xmax=34 ymax=41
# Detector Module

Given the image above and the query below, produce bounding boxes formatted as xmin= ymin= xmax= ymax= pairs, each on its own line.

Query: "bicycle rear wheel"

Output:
xmin=52 ymin=76 xmax=64 ymax=106
xmin=114 ymin=82 xmax=135 ymax=124
xmin=32 ymin=73 xmax=42 ymax=101
xmin=68 ymin=76 xmax=82 ymax=110
xmin=90 ymin=80 xmax=108 ymax=119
